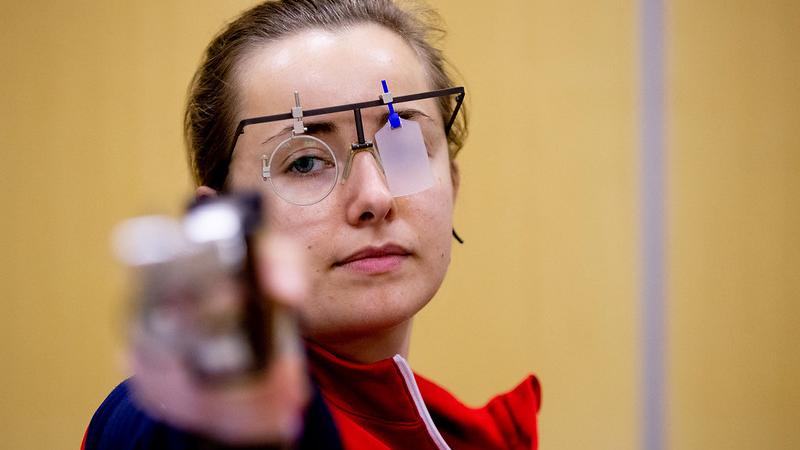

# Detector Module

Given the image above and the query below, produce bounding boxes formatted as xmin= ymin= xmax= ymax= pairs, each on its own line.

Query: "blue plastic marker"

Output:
xmin=381 ymin=79 xmax=402 ymax=129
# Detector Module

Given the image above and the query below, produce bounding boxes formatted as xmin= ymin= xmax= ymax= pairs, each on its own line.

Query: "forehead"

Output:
xmin=234 ymin=24 xmax=434 ymax=118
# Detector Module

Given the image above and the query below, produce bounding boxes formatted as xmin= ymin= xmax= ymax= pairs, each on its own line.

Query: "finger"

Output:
xmin=201 ymin=354 xmax=309 ymax=444
xmin=256 ymin=234 xmax=308 ymax=308
xmin=130 ymin=345 xmax=308 ymax=445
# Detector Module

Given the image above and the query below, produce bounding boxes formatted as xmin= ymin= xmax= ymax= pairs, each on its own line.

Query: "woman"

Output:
xmin=84 ymin=1 xmax=540 ymax=448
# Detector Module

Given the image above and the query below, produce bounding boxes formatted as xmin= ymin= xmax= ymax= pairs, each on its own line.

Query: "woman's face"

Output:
xmin=225 ymin=24 xmax=457 ymax=343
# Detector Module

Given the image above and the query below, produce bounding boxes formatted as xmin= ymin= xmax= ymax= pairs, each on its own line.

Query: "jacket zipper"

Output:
xmin=392 ymin=355 xmax=452 ymax=450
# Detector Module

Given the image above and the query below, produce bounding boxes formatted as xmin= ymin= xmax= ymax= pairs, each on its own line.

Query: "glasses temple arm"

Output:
xmin=445 ymin=92 xmax=465 ymax=136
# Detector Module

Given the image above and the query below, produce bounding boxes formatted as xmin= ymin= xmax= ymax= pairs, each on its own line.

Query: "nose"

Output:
xmin=343 ymin=150 xmax=395 ymax=226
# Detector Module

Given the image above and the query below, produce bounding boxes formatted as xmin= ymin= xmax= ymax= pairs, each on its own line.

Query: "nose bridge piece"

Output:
xmin=342 ymin=104 xmax=387 ymax=183
xmin=341 ymin=145 xmax=385 ymax=184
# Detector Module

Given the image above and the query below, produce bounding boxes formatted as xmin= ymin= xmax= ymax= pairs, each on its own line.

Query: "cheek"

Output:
xmin=227 ymin=160 xmax=335 ymax=272
xmin=424 ymin=154 xmax=455 ymax=222
xmin=227 ymin=156 xmax=317 ymax=235
xmin=265 ymin=201 xmax=327 ymax=247
xmin=264 ymin=200 xmax=338 ymax=277
xmin=408 ymin=159 xmax=454 ymax=253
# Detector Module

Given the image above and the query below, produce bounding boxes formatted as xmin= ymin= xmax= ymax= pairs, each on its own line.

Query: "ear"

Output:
xmin=195 ymin=185 xmax=219 ymax=200
xmin=449 ymin=160 xmax=460 ymax=202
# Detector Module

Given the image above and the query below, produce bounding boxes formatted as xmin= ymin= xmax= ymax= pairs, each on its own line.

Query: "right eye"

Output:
xmin=275 ymin=145 xmax=335 ymax=177
xmin=287 ymin=154 xmax=331 ymax=175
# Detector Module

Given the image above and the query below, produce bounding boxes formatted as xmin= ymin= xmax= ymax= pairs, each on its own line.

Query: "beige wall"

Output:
xmin=668 ymin=1 xmax=800 ymax=449
xmin=0 ymin=1 xmax=796 ymax=449
xmin=412 ymin=2 xmax=638 ymax=449
xmin=0 ymin=2 xmax=255 ymax=448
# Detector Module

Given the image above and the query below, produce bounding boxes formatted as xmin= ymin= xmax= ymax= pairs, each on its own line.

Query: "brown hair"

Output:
xmin=185 ymin=0 xmax=468 ymax=190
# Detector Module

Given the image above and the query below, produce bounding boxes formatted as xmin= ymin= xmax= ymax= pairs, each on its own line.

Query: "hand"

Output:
xmin=128 ymin=234 xmax=310 ymax=446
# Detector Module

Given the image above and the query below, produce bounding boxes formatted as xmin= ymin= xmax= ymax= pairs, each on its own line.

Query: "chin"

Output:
xmin=303 ymin=287 xmax=431 ymax=340
xmin=300 ymin=253 xmax=450 ymax=351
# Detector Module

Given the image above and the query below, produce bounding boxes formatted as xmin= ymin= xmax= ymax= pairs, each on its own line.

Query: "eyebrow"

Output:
xmin=262 ymin=122 xmax=337 ymax=145
xmin=261 ymin=107 xmax=433 ymax=145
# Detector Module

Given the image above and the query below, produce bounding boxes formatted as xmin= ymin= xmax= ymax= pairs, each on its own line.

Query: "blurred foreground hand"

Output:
xmin=127 ymin=235 xmax=310 ymax=446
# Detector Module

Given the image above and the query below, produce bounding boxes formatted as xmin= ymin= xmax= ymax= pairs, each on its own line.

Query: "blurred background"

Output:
xmin=1 ymin=0 xmax=798 ymax=449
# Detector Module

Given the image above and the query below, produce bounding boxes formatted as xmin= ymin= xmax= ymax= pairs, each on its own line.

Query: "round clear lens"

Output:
xmin=265 ymin=135 xmax=338 ymax=205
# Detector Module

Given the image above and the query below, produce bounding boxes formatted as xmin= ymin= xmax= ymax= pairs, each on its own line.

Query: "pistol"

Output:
xmin=113 ymin=193 xmax=272 ymax=384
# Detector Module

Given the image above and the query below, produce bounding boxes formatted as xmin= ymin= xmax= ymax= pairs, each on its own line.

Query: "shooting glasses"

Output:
xmin=230 ymin=81 xmax=465 ymax=207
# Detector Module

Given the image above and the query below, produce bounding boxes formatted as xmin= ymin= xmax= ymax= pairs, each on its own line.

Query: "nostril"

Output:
xmin=359 ymin=211 xmax=375 ymax=222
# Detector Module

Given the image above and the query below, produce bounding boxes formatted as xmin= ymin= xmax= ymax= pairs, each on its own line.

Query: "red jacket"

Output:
xmin=83 ymin=344 xmax=540 ymax=449
xmin=307 ymin=342 xmax=541 ymax=449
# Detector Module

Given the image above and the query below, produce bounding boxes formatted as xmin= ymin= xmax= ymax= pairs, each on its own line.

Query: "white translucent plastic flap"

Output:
xmin=374 ymin=118 xmax=434 ymax=196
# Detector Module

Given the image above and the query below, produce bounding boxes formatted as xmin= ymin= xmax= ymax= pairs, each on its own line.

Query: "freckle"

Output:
xmin=307 ymin=245 xmax=313 ymax=250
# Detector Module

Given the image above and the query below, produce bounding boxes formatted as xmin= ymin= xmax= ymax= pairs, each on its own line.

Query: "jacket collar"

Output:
xmin=305 ymin=340 xmax=421 ymax=424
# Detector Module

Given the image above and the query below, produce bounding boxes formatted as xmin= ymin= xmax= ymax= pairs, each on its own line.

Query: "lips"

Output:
xmin=335 ymin=244 xmax=411 ymax=274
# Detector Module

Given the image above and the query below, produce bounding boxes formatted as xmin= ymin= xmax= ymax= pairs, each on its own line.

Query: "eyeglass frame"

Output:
xmin=228 ymin=86 xmax=466 ymax=243
xmin=229 ymin=85 xmax=465 ymax=161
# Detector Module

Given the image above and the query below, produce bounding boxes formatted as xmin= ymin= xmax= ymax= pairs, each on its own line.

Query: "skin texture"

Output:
xmin=131 ymin=24 xmax=458 ymax=445
xmin=222 ymin=24 xmax=459 ymax=363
